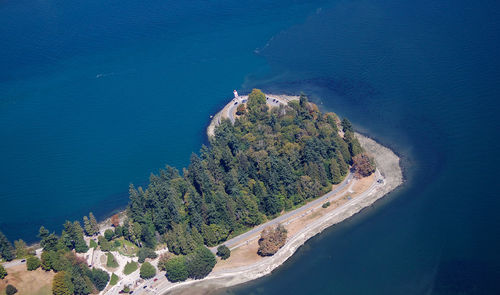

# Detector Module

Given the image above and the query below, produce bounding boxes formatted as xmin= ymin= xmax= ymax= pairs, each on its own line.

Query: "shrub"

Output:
xmin=106 ymin=252 xmax=119 ymax=268
xmin=109 ymin=273 xmax=119 ymax=285
xmin=165 ymin=256 xmax=188 ymax=282
xmin=26 ymin=256 xmax=41 ymax=271
xmin=322 ymin=202 xmax=331 ymax=208
xmin=123 ymin=261 xmax=138 ymax=275
xmin=137 ymin=247 xmax=157 ymax=263
xmin=0 ymin=264 xmax=7 ymax=279
xmin=216 ymin=245 xmax=230 ymax=260
xmin=186 ymin=246 xmax=216 ymax=279
xmin=6 ymin=284 xmax=17 ymax=295
xmin=139 ymin=262 xmax=156 ymax=279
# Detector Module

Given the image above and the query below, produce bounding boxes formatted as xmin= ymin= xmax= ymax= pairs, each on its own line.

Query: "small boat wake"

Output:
xmin=95 ymin=72 xmax=115 ymax=79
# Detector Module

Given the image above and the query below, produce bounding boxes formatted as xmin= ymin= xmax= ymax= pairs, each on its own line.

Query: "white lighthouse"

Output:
xmin=233 ymin=90 xmax=239 ymax=99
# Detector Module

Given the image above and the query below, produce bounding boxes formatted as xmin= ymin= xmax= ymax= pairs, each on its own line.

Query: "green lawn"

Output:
xmin=111 ymin=238 xmax=138 ymax=257
xmin=106 ymin=252 xmax=119 ymax=268
xmin=109 ymin=273 xmax=119 ymax=285
xmin=89 ymin=239 xmax=98 ymax=249
xmin=123 ymin=261 xmax=138 ymax=275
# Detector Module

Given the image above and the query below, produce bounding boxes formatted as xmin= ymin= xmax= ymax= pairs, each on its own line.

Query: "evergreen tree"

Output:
xmin=41 ymin=233 xmax=59 ymax=252
xmin=89 ymin=268 xmax=109 ymax=291
xmin=0 ymin=230 xmax=15 ymax=261
xmin=83 ymin=216 xmax=92 ymax=236
xmin=14 ymin=239 xmax=28 ymax=258
xmin=330 ymin=158 xmax=342 ymax=184
xmin=38 ymin=226 xmax=49 ymax=240
xmin=52 ymin=271 xmax=73 ymax=295
xmin=89 ymin=213 xmax=99 ymax=236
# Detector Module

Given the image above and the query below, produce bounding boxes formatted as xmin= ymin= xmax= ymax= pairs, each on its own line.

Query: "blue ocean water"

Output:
xmin=1 ymin=0 xmax=499 ymax=294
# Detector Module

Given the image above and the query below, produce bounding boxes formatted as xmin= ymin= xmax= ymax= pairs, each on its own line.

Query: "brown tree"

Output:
xmin=111 ymin=214 xmax=120 ymax=227
xmin=257 ymin=224 xmax=287 ymax=256
xmin=352 ymin=153 xmax=375 ymax=178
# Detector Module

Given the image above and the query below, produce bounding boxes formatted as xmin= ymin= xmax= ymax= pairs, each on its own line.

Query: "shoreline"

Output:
xmin=157 ymin=98 xmax=403 ymax=294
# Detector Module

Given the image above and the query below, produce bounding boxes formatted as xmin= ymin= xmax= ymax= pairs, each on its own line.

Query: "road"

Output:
xmin=151 ymin=170 xmax=383 ymax=295
xmin=1 ymin=259 xmax=26 ymax=269
xmin=226 ymin=95 xmax=287 ymax=124
xmin=214 ymin=172 xmax=353 ymax=251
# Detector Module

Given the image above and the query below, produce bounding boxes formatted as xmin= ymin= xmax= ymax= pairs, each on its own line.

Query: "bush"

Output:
xmin=104 ymin=229 xmax=114 ymax=241
xmin=186 ymin=246 xmax=216 ymax=279
xmin=0 ymin=264 xmax=7 ymax=279
xmin=140 ymin=262 xmax=156 ymax=279
xmin=123 ymin=261 xmax=138 ymax=275
xmin=216 ymin=245 xmax=230 ymax=260
xmin=89 ymin=268 xmax=110 ymax=291
xmin=26 ymin=256 xmax=41 ymax=271
xmin=5 ymin=284 xmax=17 ymax=295
xmin=322 ymin=202 xmax=331 ymax=208
xmin=137 ymin=247 xmax=157 ymax=263
xmin=106 ymin=252 xmax=119 ymax=268
xmin=109 ymin=273 xmax=119 ymax=285
xmin=165 ymin=256 xmax=188 ymax=282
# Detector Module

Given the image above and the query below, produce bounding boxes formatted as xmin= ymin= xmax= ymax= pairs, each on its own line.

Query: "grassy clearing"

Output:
xmin=106 ymin=252 xmax=119 ymax=268
xmin=111 ymin=238 xmax=138 ymax=257
xmin=123 ymin=261 xmax=138 ymax=275
xmin=109 ymin=273 xmax=119 ymax=285
xmin=89 ymin=239 xmax=98 ymax=248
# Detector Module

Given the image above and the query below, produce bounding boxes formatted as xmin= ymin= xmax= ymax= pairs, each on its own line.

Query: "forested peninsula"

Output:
xmin=0 ymin=89 xmax=383 ymax=294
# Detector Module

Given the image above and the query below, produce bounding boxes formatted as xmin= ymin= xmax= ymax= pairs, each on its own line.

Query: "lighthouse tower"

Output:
xmin=233 ymin=90 xmax=239 ymax=100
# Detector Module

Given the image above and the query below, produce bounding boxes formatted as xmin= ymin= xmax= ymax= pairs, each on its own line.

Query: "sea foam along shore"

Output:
xmin=159 ymin=132 xmax=403 ymax=294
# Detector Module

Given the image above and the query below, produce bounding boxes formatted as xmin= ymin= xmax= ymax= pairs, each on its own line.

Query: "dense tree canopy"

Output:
xmin=125 ymin=90 xmax=364 ymax=253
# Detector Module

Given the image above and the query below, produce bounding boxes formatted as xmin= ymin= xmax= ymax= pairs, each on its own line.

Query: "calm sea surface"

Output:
xmin=1 ymin=0 xmax=499 ymax=294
